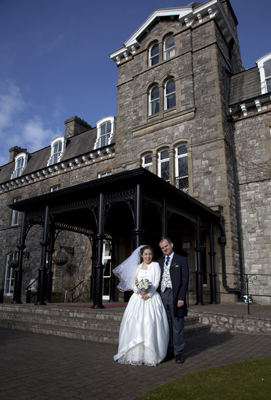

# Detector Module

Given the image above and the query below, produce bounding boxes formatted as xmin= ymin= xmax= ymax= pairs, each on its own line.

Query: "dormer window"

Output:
xmin=94 ymin=116 xmax=115 ymax=149
xmin=256 ymin=53 xmax=271 ymax=94
xmin=164 ymin=34 xmax=175 ymax=60
xmin=11 ymin=153 xmax=28 ymax=179
xmin=47 ymin=137 xmax=66 ymax=166
xmin=149 ymin=42 xmax=159 ymax=66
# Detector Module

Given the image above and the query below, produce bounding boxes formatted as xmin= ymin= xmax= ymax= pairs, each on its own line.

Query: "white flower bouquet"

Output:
xmin=136 ymin=278 xmax=152 ymax=293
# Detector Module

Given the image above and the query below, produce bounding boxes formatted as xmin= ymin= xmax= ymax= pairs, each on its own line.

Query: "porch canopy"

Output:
xmin=9 ymin=168 xmax=222 ymax=307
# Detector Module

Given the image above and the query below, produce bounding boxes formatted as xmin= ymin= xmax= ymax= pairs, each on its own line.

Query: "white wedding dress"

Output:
xmin=114 ymin=265 xmax=169 ymax=366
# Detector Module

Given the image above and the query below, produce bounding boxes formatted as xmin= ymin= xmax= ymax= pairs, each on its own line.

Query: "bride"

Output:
xmin=113 ymin=245 xmax=169 ymax=366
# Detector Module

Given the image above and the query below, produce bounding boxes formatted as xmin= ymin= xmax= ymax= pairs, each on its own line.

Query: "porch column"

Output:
xmin=13 ymin=211 xmax=26 ymax=304
xmin=45 ymin=222 xmax=55 ymax=303
xmin=92 ymin=193 xmax=105 ymax=309
xmin=195 ymin=215 xmax=203 ymax=305
xmin=162 ymin=197 xmax=167 ymax=238
xmin=209 ymin=221 xmax=217 ymax=304
xmin=36 ymin=205 xmax=49 ymax=305
xmin=89 ymin=237 xmax=96 ymax=302
xmin=133 ymin=183 xmax=144 ymax=248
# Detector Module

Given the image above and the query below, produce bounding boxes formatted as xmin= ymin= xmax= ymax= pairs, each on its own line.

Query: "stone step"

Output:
xmin=0 ymin=304 xmax=210 ymax=344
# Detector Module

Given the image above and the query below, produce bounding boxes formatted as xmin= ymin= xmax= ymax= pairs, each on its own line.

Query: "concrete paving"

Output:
xmin=1 ymin=304 xmax=271 ymax=400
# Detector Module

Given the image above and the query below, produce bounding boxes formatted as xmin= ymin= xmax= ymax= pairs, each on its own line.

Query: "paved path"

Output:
xmin=1 ymin=325 xmax=271 ymax=400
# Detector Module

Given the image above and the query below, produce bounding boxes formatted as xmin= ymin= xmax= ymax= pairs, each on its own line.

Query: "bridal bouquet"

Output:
xmin=136 ymin=278 xmax=152 ymax=293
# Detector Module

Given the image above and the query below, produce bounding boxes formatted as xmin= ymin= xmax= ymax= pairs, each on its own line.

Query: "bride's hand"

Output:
xmin=141 ymin=293 xmax=150 ymax=300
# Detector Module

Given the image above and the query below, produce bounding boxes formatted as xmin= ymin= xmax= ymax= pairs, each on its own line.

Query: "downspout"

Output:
xmin=222 ymin=43 xmax=245 ymax=298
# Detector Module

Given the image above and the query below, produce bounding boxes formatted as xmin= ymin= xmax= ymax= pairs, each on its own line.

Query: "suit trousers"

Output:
xmin=160 ymin=288 xmax=185 ymax=356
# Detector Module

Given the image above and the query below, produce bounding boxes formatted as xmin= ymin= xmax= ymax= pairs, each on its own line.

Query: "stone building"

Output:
xmin=0 ymin=0 xmax=270 ymax=305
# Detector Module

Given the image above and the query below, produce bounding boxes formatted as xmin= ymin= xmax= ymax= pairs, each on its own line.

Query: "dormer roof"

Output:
xmin=109 ymin=0 xmax=238 ymax=65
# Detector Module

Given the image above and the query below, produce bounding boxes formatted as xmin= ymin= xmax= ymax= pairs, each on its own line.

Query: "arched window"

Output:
xmin=164 ymin=34 xmax=175 ymax=60
xmin=47 ymin=137 xmax=66 ymax=166
xmin=164 ymin=79 xmax=176 ymax=110
xmin=175 ymin=145 xmax=188 ymax=192
xmin=142 ymin=153 xmax=153 ymax=172
xmin=149 ymin=85 xmax=160 ymax=115
xmin=95 ymin=116 xmax=115 ymax=149
xmin=158 ymin=149 xmax=169 ymax=182
xmin=149 ymin=42 xmax=159 ymax=66
xmin=11 ymin=153 xmax=28 ymax=179
xmin=256 ymin=53 xmax=271 ymax=94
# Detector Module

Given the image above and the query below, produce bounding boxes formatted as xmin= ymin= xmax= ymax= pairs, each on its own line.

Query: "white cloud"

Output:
xmin=0 ymin=80 xmax=61 ymax=165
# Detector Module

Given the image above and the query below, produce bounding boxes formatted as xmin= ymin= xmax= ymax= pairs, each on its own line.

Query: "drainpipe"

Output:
xmin=222 ymin=63 xmax=245 ymax=298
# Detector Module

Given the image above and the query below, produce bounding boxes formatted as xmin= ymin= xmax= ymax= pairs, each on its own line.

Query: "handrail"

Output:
xmin=71 ymin=279 xmax=89 ymax=302
xmin=25 ymin=277 xmax=38 ymax=291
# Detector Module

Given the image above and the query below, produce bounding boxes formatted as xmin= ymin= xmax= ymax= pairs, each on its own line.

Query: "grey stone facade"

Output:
xmin=0 ymin=0 xmax=270 ymax=304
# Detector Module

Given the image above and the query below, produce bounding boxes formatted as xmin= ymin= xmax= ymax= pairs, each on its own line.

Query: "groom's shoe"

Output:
xmin=175 ymin=354 xmax=185 ymax=364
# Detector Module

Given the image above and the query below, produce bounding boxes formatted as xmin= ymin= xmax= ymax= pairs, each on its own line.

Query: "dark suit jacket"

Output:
xmin=158 ymin=253 xmax=189 ymax=318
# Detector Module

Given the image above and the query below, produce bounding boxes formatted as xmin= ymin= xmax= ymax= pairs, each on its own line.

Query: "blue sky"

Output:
xmin=0 ymin=0 xmax=270 ymax=166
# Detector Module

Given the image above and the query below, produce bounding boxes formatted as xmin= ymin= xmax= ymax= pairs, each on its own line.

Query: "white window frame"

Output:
xmin=149 ymin=42 xmax=159 ymax=67
xmin=98 ymin=171 xmax=112 ymax=178
xmin=47 ymin=137 xmax=66 ymax=166
xmin=163 ymin=34 xmax=175 ymax=60
xmin=175 ymin=145 xmax=188 ymax=192
xmin=11 ymin=197 xmax=21 ymax=226
xmin=94 ymin=116 xmax=115 ymax=150
xmin=256 ymin=52 xmax=271 ymax=94
xmin=4 ymin=253 xmax=16 ymax=296
xmin=149 ymin=85 xmax=160 ymax=116
xmin=164 ymin=79 xmax=176 ymax=110
xmin=158 ymin=148 xmax=170 ymax=182
xmin=51 ymin=185 xmax=61 ymax=192
xmin=11 ymin=152 xmax=28 ymax=179
xmin=142 ymin=153 xmax=153 ymax=172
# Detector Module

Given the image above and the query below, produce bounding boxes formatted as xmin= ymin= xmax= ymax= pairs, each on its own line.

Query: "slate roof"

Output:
xmin=0 ymin=127 xmax=97 ymax=185
xmin=229 ymin=67 xmax=261 ymax=105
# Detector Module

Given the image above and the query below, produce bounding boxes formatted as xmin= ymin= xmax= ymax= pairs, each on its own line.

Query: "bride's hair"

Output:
xmin=140 ymin=245 xmax=153 ymax=256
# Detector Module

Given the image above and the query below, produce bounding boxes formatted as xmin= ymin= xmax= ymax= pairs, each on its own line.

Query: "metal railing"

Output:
xmin=187 ymin=272 xmax=271 ymax=315
xmin=25 ymin=277 xmax=39 ymax=303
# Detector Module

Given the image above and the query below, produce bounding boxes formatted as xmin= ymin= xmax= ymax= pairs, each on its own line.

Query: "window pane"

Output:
xmin=178 ymin=156 xmax=188 ymax=177
xmin=105 ymin=122 xmax=111 ymax=134
xmin=264 ymin=60 xmax=271 ymax=77
xmin=166 ymin=80 xmax=175 ymax=95
xmin=152 ymin=56 xmax=159 ymax=65
xmin=167 ymin=94 xmax=176 ymax=108
xmin=17 ymin=157 xmax=24 ymax=168
xmin=166 ymin=36 xmax=174 ymax=50
xmin=161 ymin=150 xmax=169 ymax=160
xmin=145 ymin=154 xmax=152 ymax=163
xmin=152 ymin=100 xmax=159 ymax=114
xmin=178 ymin=146 xmax=187 ymax=156
xmin=151 ymin=86 xmax=159 ymax=100
xmin=151 ymin=43 xmax=159 ymax=57
xmin=101 ymin=124 xmax=105 ymax=135
xmin=266 ymin=78 xmax=271 ymax=93
xmin=161 ymin=161 xmax=169 ymax=181
xmin=177 ymin=177 xmax=188 ymax=191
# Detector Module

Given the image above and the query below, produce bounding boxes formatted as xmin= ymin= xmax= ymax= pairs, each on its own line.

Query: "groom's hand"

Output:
xmin=177 ymin=300 xmax=184 ymax=308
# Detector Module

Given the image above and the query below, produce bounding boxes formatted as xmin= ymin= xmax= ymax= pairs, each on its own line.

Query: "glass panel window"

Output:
xmin=165 ymin=79 xmax=176 ymax=109
xmin=175 ymin=145 xmax=188 ymax=192
xmin=149 ymin=42 xmax=159 ymax=66
xmin=164 ymin=35 xmax=175 ymax=60
xmin=11 ymin=153 xmax=28 ymax=179
xmin=264 ymin=60 xmax=271 ymax=92
xmin=51 ymin=185 xmax=60 ymax=192
xmin=11 ymin=197 xmax=21 ymax=226
xmin=149 ymin=85 xmax=159 ymax=115
xmin=4 ymin=253 xmax=15 ymax=295
xmin=48 ymin=137 xmax=65 ymax=166
xmin=102 ymin=242 xmax=111 ymax=300
xmin=99 ymin=121 xmax=111 ymax=147
xmin=142 ymin=153 xmax=153 ymax=172
xmin=158 ymin=149 xmax=169 ymax=182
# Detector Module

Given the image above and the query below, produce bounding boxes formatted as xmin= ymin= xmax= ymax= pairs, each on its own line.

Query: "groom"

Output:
xmin=158 ymin=237 xmax=189 ymax=363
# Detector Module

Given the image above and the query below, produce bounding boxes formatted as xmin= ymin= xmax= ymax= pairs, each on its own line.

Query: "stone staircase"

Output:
xmin=0 ymin=303 xmax=210 ymax=343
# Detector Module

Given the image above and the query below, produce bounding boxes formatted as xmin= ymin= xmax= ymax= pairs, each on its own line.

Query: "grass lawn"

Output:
xmin=136 ymin=358 xmax=271 ymax=400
